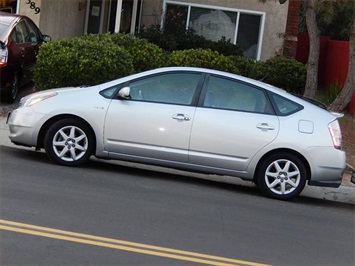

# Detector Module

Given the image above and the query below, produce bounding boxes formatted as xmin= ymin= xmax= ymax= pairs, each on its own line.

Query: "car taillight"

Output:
xmin=328 ymin=120 xmax=342 ymax=150
xmin=0 ymin=45 xmax=8 ymax=67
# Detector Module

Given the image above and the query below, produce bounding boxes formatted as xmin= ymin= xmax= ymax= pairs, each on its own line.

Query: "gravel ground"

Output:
xmin=0 ymin=83 xmax=34 ymax=117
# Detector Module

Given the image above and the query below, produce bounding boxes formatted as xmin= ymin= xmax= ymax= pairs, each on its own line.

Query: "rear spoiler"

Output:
xmin=291 ymin=93 xmax=328 ymax=110
xmin=330 ymin=112 xmax=344 ymax=118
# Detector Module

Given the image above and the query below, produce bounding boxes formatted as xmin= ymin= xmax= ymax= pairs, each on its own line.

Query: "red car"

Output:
xmin=0 ymin=11 xmax=51 ymax=103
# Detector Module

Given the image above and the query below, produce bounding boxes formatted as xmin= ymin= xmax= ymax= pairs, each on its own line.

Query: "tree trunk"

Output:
xmin=329 ymin=11 xmax=355 ymax=112
xmin=303 ymin=0 xmax=320 ymax=99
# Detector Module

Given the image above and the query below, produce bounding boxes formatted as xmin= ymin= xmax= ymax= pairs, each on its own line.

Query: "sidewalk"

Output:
xmin=1 ymin=114 xmax=354 ymax=204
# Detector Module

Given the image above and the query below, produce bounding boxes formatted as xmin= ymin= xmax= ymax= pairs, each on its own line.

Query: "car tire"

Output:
xmin=256 ymin=153 xmax=307 ymax=200
xmin=3 ymin=72 xmax=19 ymax=103
xmin=44 ymin=118 xmax=94 ymax=166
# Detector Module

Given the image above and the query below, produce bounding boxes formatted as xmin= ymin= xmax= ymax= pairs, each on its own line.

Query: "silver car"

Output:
xmin=7 ymin=67 xmax=346 ymax=200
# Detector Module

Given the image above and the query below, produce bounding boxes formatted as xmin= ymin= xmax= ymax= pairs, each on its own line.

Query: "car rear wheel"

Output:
xmin=3 ymin=72 xmax=19 ymax=103
xmin=44 ymin=119 xmax=94 ymax=166
xmin=257 ymin=153 xmax=307 ymax=200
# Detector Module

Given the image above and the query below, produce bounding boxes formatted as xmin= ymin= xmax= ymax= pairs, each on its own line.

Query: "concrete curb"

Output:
xmin=1 ymin=115 xmax=354 ymax=204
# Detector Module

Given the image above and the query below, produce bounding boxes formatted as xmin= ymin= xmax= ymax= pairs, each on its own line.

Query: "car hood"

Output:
xmin=22 ymin=86 xmax=96 ymax=98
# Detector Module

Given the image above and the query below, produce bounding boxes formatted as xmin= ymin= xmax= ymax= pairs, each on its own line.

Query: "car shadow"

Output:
xmin=2 ymin=145 xmax=354 ymax=210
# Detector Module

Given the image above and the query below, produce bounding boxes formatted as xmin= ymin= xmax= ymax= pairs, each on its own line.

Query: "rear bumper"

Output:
xmin=308 ymin=179 xmax=342 ymax=188
xmin=306 ymin=147 xmax=346 ymax=188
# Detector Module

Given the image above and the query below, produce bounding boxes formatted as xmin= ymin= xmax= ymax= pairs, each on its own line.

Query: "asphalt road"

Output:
xmin=0 ymin=145 xmax=354 ymax=266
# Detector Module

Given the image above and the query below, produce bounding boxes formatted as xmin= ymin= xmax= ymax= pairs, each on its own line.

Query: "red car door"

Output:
xmin=9 ymin=19 xmax=37 ymax=84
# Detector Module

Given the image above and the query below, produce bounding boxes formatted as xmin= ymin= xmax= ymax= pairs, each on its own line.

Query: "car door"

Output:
xmin=23 ymin=18 xmax=42 ymax=67
xmin=9 ymin=20 xmax=37 ymax=83
xmin=104 ymin=71 xmax=202 ymax=163
xmin=189 ymin=75 xmax=279 ymax=172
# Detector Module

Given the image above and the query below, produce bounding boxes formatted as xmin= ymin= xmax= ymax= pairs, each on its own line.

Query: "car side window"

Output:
xmin=268 ymin=92 xmax=304 ymax=116
xmin=128 ymin=72 xmax=201 ymax=105
xmin=10 ymin=21 xmax=29 ymax=43
xmin=203 ymin=75 xmax=272 ymax=114
xmin=24 ymin=19 xmax=41 ymax=43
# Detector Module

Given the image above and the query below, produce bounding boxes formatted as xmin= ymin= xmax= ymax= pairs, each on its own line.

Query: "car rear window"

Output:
xmin=268 ymin=92 xmax=304 ymax=116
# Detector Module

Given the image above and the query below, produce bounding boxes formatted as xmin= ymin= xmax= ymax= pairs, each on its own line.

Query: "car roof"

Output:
xmin=117 ymin=66 xmax=286 ymax=93
xmin=0 ymin=11 xmax=23 ymax=26
xmin=0 ymin=12 xmax=28 ymax=41
xmin=103 ymin=66 xmax=322 ymax=109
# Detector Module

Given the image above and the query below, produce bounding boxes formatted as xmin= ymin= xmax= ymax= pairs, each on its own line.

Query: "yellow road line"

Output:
xmin=0 ymin=219 xmax=271 ymax=266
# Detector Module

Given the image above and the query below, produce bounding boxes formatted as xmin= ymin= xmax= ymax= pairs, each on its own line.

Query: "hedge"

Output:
xmin=168 ymin=49 xmax=239 ymax=74
xmin=34 ymin=36 xmax=134 ymax=90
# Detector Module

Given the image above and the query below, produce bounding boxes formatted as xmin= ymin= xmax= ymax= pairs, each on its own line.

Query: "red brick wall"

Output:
xmin=284 ymin=0 xmax=302 ymax=57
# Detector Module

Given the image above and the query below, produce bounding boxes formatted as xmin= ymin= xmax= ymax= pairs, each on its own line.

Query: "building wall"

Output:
xmin=141 ymin=0 xmax=289 ymax=60
xmin=17 ymin=0 xmax=289 ymax=60
xmin=18 ymin=0 xmax=41 ymax=26
xmin=18 ymin=0 xmax=86 ymax=40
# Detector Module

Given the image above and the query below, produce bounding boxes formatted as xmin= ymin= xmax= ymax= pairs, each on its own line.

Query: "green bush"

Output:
xmin=34 ymin=37 xmax=134 ymax=90
xmin=299 ymin=0 xmax=355 ymax=41
xmin=140 ymin=25 xmax=243 ymax=57
xmin=110 ymin=33 xmax=165 ymax=72
xmin=249 ymin=56 xmax=306 ymax=94
xmin=228 ymin=56 xmax=257 ymax=77
xmin=168 ymin=49 xmax=239 ymax=74
xmin=139 ymin=25 xmax=178 ymax=51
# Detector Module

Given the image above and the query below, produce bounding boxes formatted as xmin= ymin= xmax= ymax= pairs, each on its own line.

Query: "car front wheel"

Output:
xmin=257 ymin=153 xmax=307 ymax=200
xmin=44 ymin=119 xmax=94 ymax=166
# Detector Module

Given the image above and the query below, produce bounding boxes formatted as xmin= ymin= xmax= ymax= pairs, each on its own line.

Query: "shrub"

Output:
xmin=139 ymin=25 xmax=178 ymax=51
xmin=228 ymin=56 xmax=257 ymax=77
xmin=140 ymin=25 xmax=243 ymax=57
xmin=212 ymin=37 xmax=244 ymax=57
xmin=249 ymin=56 xmax=306 ymax=94
xmin=34 ymin=37 xmax=134 ymax=90
xmin=110 ymin=33 xmax=165 ymax=72
xmin=168 ymin=49 xmax=239 ymax=74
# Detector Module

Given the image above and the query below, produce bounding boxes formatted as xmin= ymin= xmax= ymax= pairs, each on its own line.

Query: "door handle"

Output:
xmin=172 ymin=114 xmax=191 ymax=121
xmin=257 ymin=123 xmax=275 ymax=131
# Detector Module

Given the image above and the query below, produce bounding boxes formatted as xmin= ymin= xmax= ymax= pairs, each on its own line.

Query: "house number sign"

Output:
xmin=26 ymin=0 xmax=41 ymax=14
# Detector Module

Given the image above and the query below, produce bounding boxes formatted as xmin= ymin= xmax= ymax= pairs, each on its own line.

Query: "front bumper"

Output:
xmin=7 ymin=107 xmax=47 ymax=148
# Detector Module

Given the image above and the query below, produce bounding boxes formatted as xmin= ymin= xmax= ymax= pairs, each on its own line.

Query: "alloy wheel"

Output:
xmin=52 ymin=125 xmax=89 ymax=162
xmin=264 ymin=159 xmax=301 ymax=195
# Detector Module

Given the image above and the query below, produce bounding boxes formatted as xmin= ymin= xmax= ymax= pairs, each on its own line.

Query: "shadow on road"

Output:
xmin=2 ymin=145 xmax=354 ymax=210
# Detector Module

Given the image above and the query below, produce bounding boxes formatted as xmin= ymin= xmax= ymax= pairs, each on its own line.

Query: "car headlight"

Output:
xmin=21 ymin=92 xmax=58 ymax=107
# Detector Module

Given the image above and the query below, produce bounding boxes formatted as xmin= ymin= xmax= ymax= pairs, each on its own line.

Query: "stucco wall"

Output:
xmin=39 ymin=0 xmax=86 ymax=40
xmin=141 ymin=0 xmax=289 ymax=60
xmin=18 ymin=0 xmax=41 ymax=26
xmin=19 ymin=0 xmax=86 ymax=40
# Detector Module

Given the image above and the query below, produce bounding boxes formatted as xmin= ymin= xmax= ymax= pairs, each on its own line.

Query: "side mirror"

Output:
xmin=118 ymin=86 xmax=131 ymax=99
xmin=42 ymin=35 xmax=51 ymax=42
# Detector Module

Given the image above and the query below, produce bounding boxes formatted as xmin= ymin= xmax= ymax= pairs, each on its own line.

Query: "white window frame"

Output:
xmin=84 ymin=0 xmax=142 ymax=34
xmin=162 ymin=0 xmax=265 ymax=60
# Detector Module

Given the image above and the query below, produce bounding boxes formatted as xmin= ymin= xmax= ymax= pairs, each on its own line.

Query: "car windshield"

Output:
xmin=0 ymin=24 xmax=9 ymax=40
